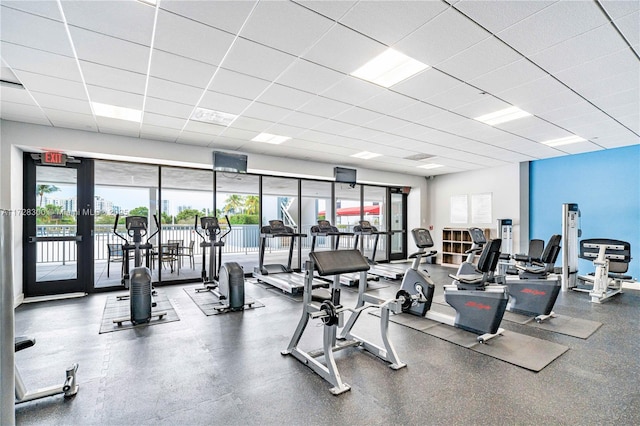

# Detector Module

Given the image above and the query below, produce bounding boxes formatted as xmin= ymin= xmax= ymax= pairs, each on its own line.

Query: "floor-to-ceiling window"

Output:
xmin=363 ymin=185 xmax=388 ymax=262
xmin=261 ymin=176 xmax=301 ymax=270
xmin=160 ymin=167 xmax=213 ymax=283
xmin=216 ymin=172 xmax=260 ymax=274
xmin=300 ymin=180 xmax=335 ymax=260
xmin=94 ymin=161 xmax=158 ymax=289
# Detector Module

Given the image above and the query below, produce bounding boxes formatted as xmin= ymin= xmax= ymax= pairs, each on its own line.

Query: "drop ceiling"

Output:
xmin=1 ymin=0 xmax=638 ymax=177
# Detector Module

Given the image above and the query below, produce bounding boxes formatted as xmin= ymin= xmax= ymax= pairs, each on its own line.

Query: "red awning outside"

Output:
xmin=318 ymin=205 xmax=380 ymax=217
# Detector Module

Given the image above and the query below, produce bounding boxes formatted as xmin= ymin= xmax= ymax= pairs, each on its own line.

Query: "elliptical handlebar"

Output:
xmin=113 ymin=214 xmax=128 ymax=243
xmin=145 ymin=214 xmax=159 ymax=244
xmin=194 ymin=215 xmax=206 ymax=241
xmin=220 ymin=215 xmax=232 ymax=240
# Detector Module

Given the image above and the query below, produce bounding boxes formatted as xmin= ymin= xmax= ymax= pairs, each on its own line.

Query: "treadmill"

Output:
xmin=253 ymin=219 xmax=326 ymax=294
xmin=310 ymin=220 xmax=361 ymax=287
xmin=353 ymin=220 xmax=409 ymax=280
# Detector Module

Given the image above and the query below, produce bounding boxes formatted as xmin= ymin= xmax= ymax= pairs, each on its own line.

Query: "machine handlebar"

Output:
xmin=146 ymin=214 xmax=160 ymax=244
xmin=112 ymin=214 xmax=128 ymax=242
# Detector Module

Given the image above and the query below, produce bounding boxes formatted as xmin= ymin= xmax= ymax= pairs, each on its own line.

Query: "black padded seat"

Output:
xmin=309 ymin=249 xmax=370 ymax=277
xmin=311 ymin=288 xmax=332 ymax=302
xmin=15 ymin=336 xmax=36 ymax=352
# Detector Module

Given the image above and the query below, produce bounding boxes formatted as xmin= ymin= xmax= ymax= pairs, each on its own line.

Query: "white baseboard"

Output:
xmin=14 ymin=293 xmax=24 ymax=308
xmin=22 ymin=292 xmax=87 ymax=304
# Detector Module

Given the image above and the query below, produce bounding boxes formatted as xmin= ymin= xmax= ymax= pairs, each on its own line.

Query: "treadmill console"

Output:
xmin=126 ymin=216 xmax=147 ymax=231
xmin=201 ymin=217 xmax=219 ymax=231
xmin=411 ymin=228 xmax=434 ymax=248
xmin=468 ymin=227 xmax=487 ymax=244
xmin=269 ymin=220 xmax=287 ymax=232
xmin=317 ymin=220 xmax=333 ymax=232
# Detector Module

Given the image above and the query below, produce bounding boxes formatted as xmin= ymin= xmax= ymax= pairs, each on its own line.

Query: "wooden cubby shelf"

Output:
xmin=441 ymin=227 xmax=490 ymax=267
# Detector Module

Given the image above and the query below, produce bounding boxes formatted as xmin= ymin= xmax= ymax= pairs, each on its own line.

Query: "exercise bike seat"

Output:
xmin=15 ymin=336 xmax=36 ymax=352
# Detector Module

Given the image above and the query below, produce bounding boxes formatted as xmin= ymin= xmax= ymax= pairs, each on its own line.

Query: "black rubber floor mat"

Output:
xmin=99 ymin=291 xmax=179 ymax=333
xmin=183 ymin=286 xmax=265 ymax=315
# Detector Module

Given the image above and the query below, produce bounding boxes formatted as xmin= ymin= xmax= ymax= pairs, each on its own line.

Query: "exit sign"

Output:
xmin=41 ymin=151 xmax=67 ymax=166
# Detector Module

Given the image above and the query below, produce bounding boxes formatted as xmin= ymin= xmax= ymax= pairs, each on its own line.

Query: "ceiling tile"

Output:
xmin=528 ymin=24 xmax=628 ymax=74
xmin=62 ymin=0 xmax=154 ymax=45
xmin=43 ymin=109 xmax=96 ymax=131
xmin=594 ymin=131 xmax=640 ymax=149
xmin=468 ymin=58 xmax=548 ymax=94
xmin=228 ymin=116 xmax=272 ymax=133
xmin=559 ymin=68 xmax=639 ymax=101
xmin=302 ymin=24 xmax=387 ymax=74
xmin=395 ymin=8 xmax=491 ymax=66
xmin=1 ymin=42 xmax=82 ymax=82
xmin=30 ymin=92 xmax=92 ymax=115
xmin=149 ymin=50 xmax=216 ymax=89
xmin=358 ymin=91 xmax=416 ymax=115
xmin=321 ymin=76 xmax=383 ymax=105
xmin=160 ymin=0 xmax=257 ymax=34
xmin=599 ymin=0 xmax=640 ymax=19
xmin=424 ymin=82 xmax=486 ymax=111
xmin=242 ymin=102 xmax=292 ymax=122
xmin=278 ymin=111 xmax=326 ymax=128
xmin=276 ymin=59 xmax=345 ymax=94
xmin=309 ymin=119 xmax=355 ymax=135
xmin=1 ymin=6 xmax=72 ymax=56
xmin=554 ymin=140 xmax=604 ymax=155
xmin=223 ymin=38 xmax=296 ymax=81
xmin=1 ymin=1 xmax=62 ymax=20
xmin=1 ymin=101 xmax=48 ymax=122
xmin=146 ymin=77 xmax=203 ymax=105
xmin=497 ymin=76 xmax=567 ymax=108
xmin=209 ymin=68 xmax=271 ymax=101
xmin=176 ymin=130 xmax=213 ymax=146
xmin=144 ymin=96 xmax=193 ymax=119
xmin=154 ymin=10 xmax=235 ymax=66
xmin=87 ymin=85 xmax=143 ymax=110
xmin=294 ymin=1 xmax=358 ymax=21
xmin=614 ymin=11 xmax=640 ymax=47
xmin=182 ymin=120 xmax=226 ymax=136
xmin=298 ymin=96 xmax=353 ymax=118
xmin=516 ymin=89 xmax=584 ymax=117
xmin=69 ymin=27 xmax=150 ymax=74
xmin=219 ymin=127 xmax=259 ymax=141
xmin=339 ymin=1 xmax=448 ymax=45
xmin=497 ymin=1 xmax=608 ymax=55
xmin=80 ymin=61 xmax=146 ymax=95
xmin=438 ymin=36 xmax=522 ymax=82
xmin=240 ymin=1 xmax=333 ymax=56
xmin=365 ymin=115 xmax=408 ymax=132
xmin=96 ymin=116 xmax=140 ymax=133
xmin=454 ymin=0 xmax=555 ymax=34
xmin=140 ymin=124 xmax=182 ymax=143
xmin=390 ymin=101 xmax=442 ymax=122
xmin=12 ymin=70 xmax=87 ymax=100
xmin=494 ymin=116 xmax=564 ymax=142
xmin=199 ymin=91 xmax=252 ymax=115
xmin=256 ymin=84 xmax=316 ymax=110
xmin=392 ymin=68 xmax=462 ymax=101
xmin=451 ymin=95 xmax=512 ymax=118
xmin=0 ymin=85 xmax=35 ymax=105
xmin=142 ymin=112 xmax=187 ymax=130
xmin=333 ymin=107 xmax=384 ymax=126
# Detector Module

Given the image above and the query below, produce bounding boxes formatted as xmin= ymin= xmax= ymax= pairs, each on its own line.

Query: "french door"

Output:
xmin=23 ymin=153 xmax=94 ymax=297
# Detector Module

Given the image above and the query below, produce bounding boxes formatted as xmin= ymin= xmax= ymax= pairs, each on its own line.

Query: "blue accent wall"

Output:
xmin=530 ymin=145 xmax=640 ymax=280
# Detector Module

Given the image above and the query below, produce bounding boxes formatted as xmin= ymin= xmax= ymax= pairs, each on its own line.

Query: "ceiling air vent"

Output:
xmin=404 ymin=153 xmax=434 ymax=161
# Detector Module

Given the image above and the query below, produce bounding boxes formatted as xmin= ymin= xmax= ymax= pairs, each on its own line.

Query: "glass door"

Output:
xmin=23 ymin=153 xmax=94 ymax=296
xmin=389 ymin=190 xmax=407 ymax=261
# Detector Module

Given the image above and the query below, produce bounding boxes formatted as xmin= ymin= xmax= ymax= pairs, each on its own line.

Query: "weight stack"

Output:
xmin=130 ymin=266 xmax=152 ymax=324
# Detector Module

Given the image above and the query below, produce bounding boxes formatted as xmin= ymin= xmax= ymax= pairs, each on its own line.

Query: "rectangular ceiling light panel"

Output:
xmin=191 ymin=107 xmax=238 ymax=126
xmin=351 ymin=151 xmax=382 ymax=159
xmin=474 ymin=106 xmax=531 ymax=126
xmin=541 ymin=135 xmax=585 ymax=147
xmin=351 ymin=48 xmax=429 ymax=88
xmin=417 ymin=163 xmax=444 ymax=170
xmin=251 ymin=132 xmax=291 ymax=144
xmin=91 ymin=102 xmax=142 ymax=123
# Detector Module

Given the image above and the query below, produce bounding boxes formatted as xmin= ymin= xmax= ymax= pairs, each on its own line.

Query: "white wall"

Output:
xmin=426 ymin=163 xmax=528 ymax=264
xmin=1 ymin=120 xmax=426 ymax=300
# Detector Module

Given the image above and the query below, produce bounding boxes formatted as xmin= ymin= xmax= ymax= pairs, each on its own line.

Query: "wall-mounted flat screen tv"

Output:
xmin=334 ymin=167 xmax=357 ymax=187
xmin=213 ymin=151 xmax=247 ymax=173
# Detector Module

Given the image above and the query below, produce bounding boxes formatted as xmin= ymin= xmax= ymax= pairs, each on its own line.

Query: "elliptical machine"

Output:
xmin=112 ymin=214 xmax=166 ymax=325
xmin=399 ymin=228 xmax=508 ymax=343
xmin=194 ymin=215 xmax=247 ymax=312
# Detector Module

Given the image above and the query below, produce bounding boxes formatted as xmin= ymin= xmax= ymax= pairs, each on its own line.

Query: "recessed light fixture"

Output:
xmin=91 ymin=102 xmax=142 ymax=123
xmin=351 ymin=151 xmax=382 ymax=160
xmin=417 ymin=163 xmax=444 ymax=170
xmin=541 ymin=135 xmax=586 ymax=147
xmin=474 ymin=106 xmax=531 ymax=126
xmin=351 ymin=48 xmax=429 ymax=88
xmin=251 ymin=133 xmax=291 ymax=145
xmin=191 ymin=107 xmax=238 ymax=126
